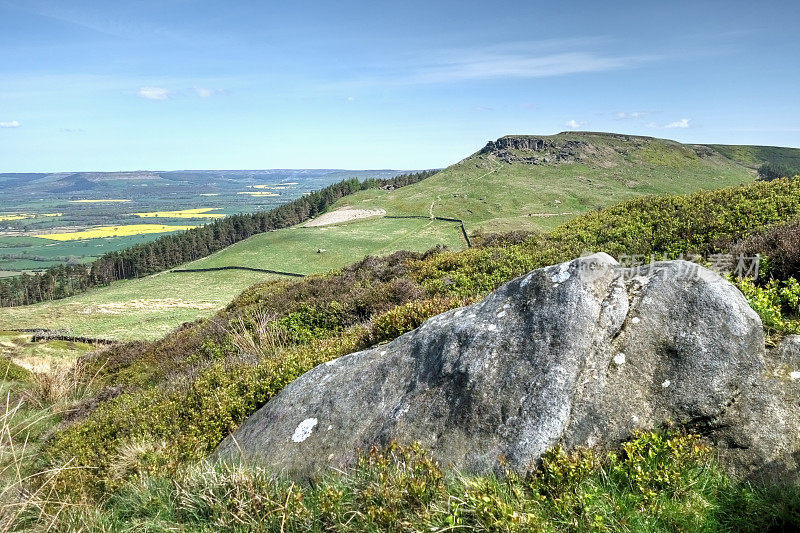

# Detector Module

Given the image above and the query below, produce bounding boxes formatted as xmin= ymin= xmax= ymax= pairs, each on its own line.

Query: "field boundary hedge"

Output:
xmin=6 ymin=328 xmax=117 ymax=345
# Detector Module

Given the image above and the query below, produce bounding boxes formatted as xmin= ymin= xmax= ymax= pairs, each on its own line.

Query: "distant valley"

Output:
xmin=0 ymin=169 xmax=410 ymax=275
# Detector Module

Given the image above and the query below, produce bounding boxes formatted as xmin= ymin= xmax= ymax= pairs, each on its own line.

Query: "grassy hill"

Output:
xmin=3 ymin=132 xmax=798 ymax=341
xmin=330 ymin=132 xmax=774 ymax=232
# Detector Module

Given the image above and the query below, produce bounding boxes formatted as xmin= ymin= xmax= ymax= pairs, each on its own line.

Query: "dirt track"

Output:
xmin=303 ymin=208 xmax=386 ymax=227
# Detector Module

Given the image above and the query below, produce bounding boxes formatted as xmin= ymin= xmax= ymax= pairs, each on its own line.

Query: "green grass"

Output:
xmin=0 ymin=218 xmax=466 ymax=341
xmin=190 ymin=216 xmax=465 ymax=274
xmin=0 ymin=331 xmax=97 ymax=371
xmin=709 ymin=143 xmax=800 ymax=169
xmin=0 ymin=269 xmax=272 ymax=341
xmin=14 ymin=436 xmax=800 ymax=532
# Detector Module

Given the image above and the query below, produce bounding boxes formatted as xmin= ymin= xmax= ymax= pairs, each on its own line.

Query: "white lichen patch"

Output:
xmin=661 ymin=379 xmax=671 ymax=388
xmin=487 ymin=324 xmax=498 ymax=331
xmin=632 ymin=415 xmax=639 ymax=423
xmin=497 ymin=310 xmax=507 ymax=318
xmin=551 ymin=264 xmax=571 ymax=284
xmin=380 ymin=350 xmax=387 ymax=356
xmin=790 ymin=371 xmax=800 ymax=380
xmin=613 ymin=353 xmax=626 ymax=365
xmin=291 ymin=418 xmax=318 ymax=443
xmin=520 ymin=274 xmax=533 ymax=288
xmin=631 ymin=317 xmax=641 ymax=324
xmin=454 ymin=310 xmax=464 ymax=317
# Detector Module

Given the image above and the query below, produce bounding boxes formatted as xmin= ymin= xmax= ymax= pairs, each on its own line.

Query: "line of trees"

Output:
xmin=0 ymin=170 xmax=438 ymax=307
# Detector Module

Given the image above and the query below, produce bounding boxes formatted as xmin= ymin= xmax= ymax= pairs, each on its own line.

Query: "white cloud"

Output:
xmin=194 ymin=87 xmax=227 ymax=98
xmin=0 ymin=120 xmax=20 ymax=128
xmin=411 ymin=51 xmax=650 ymax=84
xmin=565 ymin=119 xmax=587 ymax=129
xmin=334 ymin=41 xmax=658 ymax=88
xmin=137 ymin=87 xmax=171 ymax=100
xmin=616 ymin=111 xmax=647 ymax=119
xmin=346 ymin=96 xmax=355 ymax=101
xmin=664 ymin=118 xmax=691 ymax=129
xmin=645 ymin=122 xmax=658 ymax=129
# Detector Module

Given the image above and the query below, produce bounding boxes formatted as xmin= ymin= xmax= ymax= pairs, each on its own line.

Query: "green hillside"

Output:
xmin=333 ymin=132 xmax=763 ymax=232
xmin=3 ymin=132 xmax=798 ymax=341
xmin=708 ymin=143 xmax=800 ymax=168
xmin=0 ymin=217 xmax=465 ymax=340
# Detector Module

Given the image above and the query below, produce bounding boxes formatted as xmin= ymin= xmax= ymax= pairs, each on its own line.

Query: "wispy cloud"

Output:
xmin=336 ymin=40 xmax=658 ymax=88
xmin=565 ymin=119 xmax=587 ymax=129
xmin=137 ymin=86 xmax=171 ymax=100
xmin=411 ymin=52 xmax=651 ymax=84
xmin=0 ymin=120 xmax=20 ymax=128
xmin=664 ymin=118 xmax=691 ymax=129
xmin=615 ymin=111 xmax=648 ymax=119
xmin=193 ymin=87 xmax=228 ymax=98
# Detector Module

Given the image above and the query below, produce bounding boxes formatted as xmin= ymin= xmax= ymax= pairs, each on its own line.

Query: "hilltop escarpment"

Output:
xmin=479 ymin=132 xmax=719 ymax=166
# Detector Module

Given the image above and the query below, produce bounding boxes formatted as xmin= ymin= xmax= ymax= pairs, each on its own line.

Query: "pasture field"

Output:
xmin=189 ymin=216 xmax=466 ymax=274
xmin=0 ymin=331 xmax=96 ymax=372
xmin=0 ymin=269 xmax=273 ymax=341
xmin=69 ymin=199 xmax=131 ymax=203
xmin=0 ymin=216 xmax=466 ymax=340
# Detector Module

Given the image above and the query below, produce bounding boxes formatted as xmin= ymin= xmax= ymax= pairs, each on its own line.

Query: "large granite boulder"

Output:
xmin=215 ymin=253 xmax=800 ymax=480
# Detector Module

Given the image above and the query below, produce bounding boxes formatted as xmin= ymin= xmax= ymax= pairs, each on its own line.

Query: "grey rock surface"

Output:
xmin=215 ymin=254 xmax=800 ymax=480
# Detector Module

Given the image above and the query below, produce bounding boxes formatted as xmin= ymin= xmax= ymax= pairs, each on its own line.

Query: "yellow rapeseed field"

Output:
xmin=251 ymin=183 xmax=297 ymax=189
xmin=237 ymin=191 xmax=279 ymax=197
xmin=36 ymin=224 xmax=197 ymax=241
xmin=0 ymin=213 xmax=62 ymax=221
xmin=134 ymin=208 xmax=226 ymax=219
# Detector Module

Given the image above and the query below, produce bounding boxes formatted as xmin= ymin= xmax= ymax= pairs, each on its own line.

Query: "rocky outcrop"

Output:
xmin=215 ymin=254 xmax=800 ymax=481
xmin=479 ymin=135 xmax=627 ymax=165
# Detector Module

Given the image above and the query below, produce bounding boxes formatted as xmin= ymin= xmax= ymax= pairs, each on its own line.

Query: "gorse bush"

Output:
xmin=731 ymin=276 xmax=800 ymax=337
xmin=33 ymin=177 xmax=800 ymax=503
xmin=359 ymin=296 xmax=471 ymax=347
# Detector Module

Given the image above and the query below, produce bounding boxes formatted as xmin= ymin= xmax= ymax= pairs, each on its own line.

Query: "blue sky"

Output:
xmin=1 ymin=0 xmax=798 ymax=172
